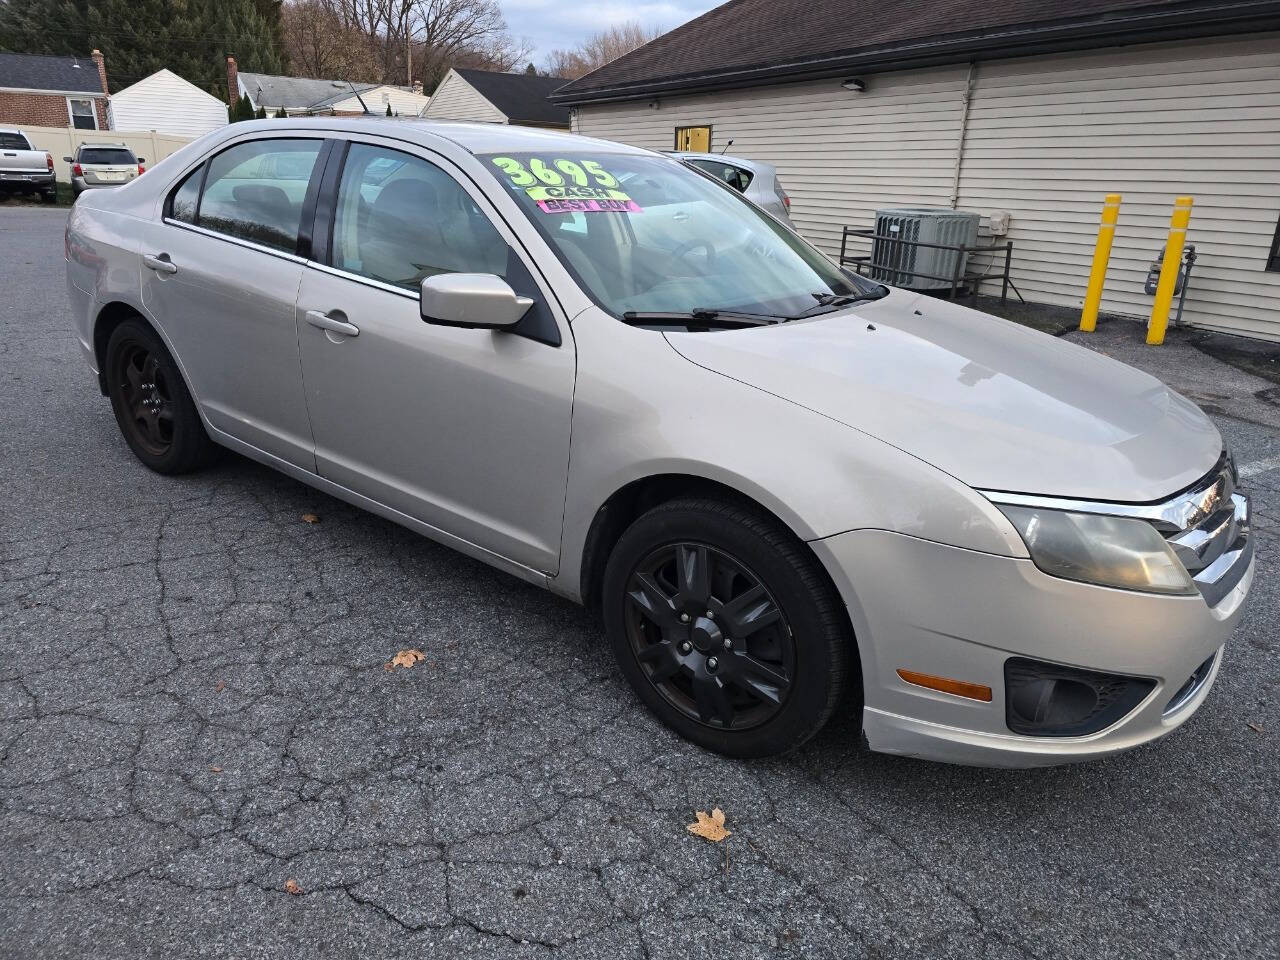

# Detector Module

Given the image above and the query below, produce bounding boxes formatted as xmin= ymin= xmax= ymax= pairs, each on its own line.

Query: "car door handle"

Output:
xmin=142 ymin=253 xmax=178 ymax=274
xmin=305 ymin=310 xmax=359 ymax=338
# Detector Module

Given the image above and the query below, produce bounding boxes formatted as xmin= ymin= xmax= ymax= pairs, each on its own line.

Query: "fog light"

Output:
xmin=1004 ymin=658 xmax=1155 ymax=737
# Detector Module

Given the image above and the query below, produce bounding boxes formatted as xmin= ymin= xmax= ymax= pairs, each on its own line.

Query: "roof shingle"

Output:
xmin=455 ymin=69 xmax=570 ymax=126
xmin=552 ymin=0 xmax=1280 ymax=103
xmin=0 ymin=52 xmax=104 ymax=94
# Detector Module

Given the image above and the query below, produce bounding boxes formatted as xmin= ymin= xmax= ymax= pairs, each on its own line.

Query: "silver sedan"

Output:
xmin=65 ymin=119 xmax=1252 ymax=765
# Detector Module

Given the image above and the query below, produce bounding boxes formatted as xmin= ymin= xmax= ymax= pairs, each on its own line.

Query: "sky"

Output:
xmin=500 ymin=0 xmax=721 ymax=66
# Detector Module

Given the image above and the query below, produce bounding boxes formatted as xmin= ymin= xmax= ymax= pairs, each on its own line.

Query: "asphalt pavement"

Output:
xmin=1 ymin=207 xmax=1277 ymax=959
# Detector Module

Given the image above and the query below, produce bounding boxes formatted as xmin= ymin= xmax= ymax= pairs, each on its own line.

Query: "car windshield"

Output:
xmin=80 ymin=148 xmax=135 ymax=164
xmin=480 ymin=151 xmax=874 ymax=320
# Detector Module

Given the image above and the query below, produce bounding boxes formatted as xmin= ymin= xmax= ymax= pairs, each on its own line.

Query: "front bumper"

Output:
xmin=811 ymin=528 xmax=1252 ymax=768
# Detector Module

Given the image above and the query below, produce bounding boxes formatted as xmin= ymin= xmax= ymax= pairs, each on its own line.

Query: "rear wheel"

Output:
xmin=105 ymin=318 xmax=217 ymax=474
xmin=602 ymin=497 xmax=853 ymax=757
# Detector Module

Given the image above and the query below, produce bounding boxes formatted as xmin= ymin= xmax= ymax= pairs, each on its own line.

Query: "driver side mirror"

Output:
xmin=420 ymin=273 xmax=532 ymax=330
xmin=63 ymin=156 xmax=73 ymax=163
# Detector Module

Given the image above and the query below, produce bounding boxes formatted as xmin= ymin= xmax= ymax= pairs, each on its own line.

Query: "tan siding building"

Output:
xmin=561 ymin=5 xmax=1280 ymax=341
xmin=423 ymin=70 xmax=508 ymax=123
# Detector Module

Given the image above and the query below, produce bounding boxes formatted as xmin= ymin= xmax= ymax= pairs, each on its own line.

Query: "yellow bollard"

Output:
xmin=1080 ymin=193 xmax=1122 ymax=332
xmin=1147 ymin=196 xmax=1194 ymax=345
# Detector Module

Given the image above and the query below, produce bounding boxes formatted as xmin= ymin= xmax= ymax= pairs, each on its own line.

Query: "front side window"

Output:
xmin=481 ymin=151 xmax=869 ymax=319
xmin=332 ymin=142 xmax=509 ymax=290
xmin=67 ymin=98 xmax=97 ymax=130
xmin=79 ymin=147 xmax=135 ymax=165
xmin=197 ymin=139 xmax=322 ymax=252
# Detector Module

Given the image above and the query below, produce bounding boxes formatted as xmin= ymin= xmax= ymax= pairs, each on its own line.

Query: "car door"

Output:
xmin=295 ymin=137 xmax=575 ymax=574
xmin=138 ymin=135 xmax=328 ymax=469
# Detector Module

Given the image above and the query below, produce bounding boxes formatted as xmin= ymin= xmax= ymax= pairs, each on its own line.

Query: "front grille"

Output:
xmin=1151 ymin=458 xmax=1252 ymax=608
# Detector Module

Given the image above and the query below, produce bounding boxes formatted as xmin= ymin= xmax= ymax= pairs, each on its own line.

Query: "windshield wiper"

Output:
xmin=621 ymin=308 xmax=780 ymax=330
xmin=787 ymin=287 xmax=888 ymax=320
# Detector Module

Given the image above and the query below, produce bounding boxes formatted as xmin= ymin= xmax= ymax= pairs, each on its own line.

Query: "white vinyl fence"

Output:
xmin=14 ymin=124 xmax=195 ymax=184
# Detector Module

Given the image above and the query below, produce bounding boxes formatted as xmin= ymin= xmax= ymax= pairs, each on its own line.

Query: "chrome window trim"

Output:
xmin=161 ymin=218 xmax=309 ymax=265
xmin=303 ymin=259 xmax=417 ymax=300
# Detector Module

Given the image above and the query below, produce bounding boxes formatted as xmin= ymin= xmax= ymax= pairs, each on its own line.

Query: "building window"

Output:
xmin=674 ymin=125 xmax=711 ymax=152
xmin=67 ymin=98 xmax=97 ymax=130
xmin=1268 ymin=213 xmax=1280 ymax=273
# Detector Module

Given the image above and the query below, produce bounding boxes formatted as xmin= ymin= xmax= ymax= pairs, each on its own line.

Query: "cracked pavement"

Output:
xmin=2 ymin=207 xmax=1277 ymax=959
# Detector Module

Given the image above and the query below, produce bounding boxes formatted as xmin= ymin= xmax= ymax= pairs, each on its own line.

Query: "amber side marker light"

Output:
xmin=897 ymin=669 xmax=993 ymax=702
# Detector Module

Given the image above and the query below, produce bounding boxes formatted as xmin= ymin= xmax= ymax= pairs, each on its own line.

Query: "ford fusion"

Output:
xmin=64 ymin=120 xmax=1253 ymax=766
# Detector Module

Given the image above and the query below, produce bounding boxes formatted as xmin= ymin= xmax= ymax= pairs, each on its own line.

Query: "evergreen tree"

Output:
xmin=232 ymin=93 xmax=255 ymax=122
xmin=0 ymin=0 xmax=288 ymax=98
xmin=386 ymin=103 xmax=393 ymax=116
xmin=274 ymin=107 xmax=287 ymax=119
xmin=255 ymin=105 xmax=267 ymax=119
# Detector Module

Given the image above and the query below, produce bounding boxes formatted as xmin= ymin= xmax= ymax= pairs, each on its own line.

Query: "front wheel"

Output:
xmin=602 ymin=497 xmax=854 ymax=757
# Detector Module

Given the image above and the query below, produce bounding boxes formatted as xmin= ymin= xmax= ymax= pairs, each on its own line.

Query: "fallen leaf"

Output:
xmin=386 ymin=648 xmax=426 ymax=671
xmin=215 ymin=681 xmax=225 ymax=693
xmin=284 ymin=878 xmax=303 ymax=895
xmin=210 ymin=765 xmax=223 ymax=773
xmin=1247 ymin=722 xmax=1265 ymax=733
xmin=301 ymin=513 xmax=320 ymax=524
xmin=687 ymin=807 xmax=730 ymax=842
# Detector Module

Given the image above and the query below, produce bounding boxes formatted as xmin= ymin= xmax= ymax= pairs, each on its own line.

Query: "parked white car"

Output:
xmin=65 ymin=120 xmax=1252 ymax=766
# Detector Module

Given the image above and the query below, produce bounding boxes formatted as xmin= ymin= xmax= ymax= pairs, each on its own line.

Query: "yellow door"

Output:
xmin=675 ymin=126 xmax=711 ymax=152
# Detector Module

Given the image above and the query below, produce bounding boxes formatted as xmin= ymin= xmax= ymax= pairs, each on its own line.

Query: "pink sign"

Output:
xmin=536 ymin=197 xmax=642 ymax=214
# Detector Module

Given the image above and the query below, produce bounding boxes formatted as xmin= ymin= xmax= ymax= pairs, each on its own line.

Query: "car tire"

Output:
xmin=104 ymin=318 xmax=218 ymax=474
xmin=602 ymin=496 xmax=853 ymax=758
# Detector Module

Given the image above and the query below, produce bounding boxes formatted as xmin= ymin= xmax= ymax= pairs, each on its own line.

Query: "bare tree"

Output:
xmin=542 ymin=20 xmax=663 ymax=79
xmin=282 ymin=0 xmax=530 ymax=89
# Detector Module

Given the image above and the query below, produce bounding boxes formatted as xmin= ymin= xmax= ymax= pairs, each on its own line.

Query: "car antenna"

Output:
xmin=347 ymin=80 xmax=374 ymax=115
xmin=718 ymin=138 xmax=733 ymax=154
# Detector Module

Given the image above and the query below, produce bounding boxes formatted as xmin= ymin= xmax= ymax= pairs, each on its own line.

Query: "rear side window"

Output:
xmin=688 ymin=159 xmax=754 ymax=192
xmin=79 ymin=147 xmax=135 ymax=164
xmin=0 ymin=132 xmax=31 ymax=150
xmin=331 ymin=142 xmax=509 ymax=289
xmin=169 ymin=165 xmax=203 ymax=224
xmin=196 ymin=139 xmax=322 ymax=253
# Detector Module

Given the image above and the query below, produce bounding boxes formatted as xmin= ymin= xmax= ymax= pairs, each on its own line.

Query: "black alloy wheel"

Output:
xmin=105 ymin=318 xmax=217 ymax=474
xmin=603 ymin=497 xmax=854 ymax=758
xmin=115 ymin=342 xmax=175 ymax=457
xmin=625 ymin=541 xmax=794 ymax=731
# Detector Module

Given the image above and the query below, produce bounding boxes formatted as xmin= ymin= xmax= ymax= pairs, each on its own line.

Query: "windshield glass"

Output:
xmin=480 ymin=151 xmax=873 ymax=319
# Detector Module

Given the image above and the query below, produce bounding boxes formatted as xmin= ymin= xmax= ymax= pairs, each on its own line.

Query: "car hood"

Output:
xmin=664 ymin=289 xmax=1221 ymax=502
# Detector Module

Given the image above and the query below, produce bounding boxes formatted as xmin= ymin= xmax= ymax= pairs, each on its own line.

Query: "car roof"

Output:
xmin=207 ymin=117 xmax=652 ymax=158
xmin=79 ymin=142 xmax=132 ymax=150
xmin=667 ymin=151 xmax=777 ymax=176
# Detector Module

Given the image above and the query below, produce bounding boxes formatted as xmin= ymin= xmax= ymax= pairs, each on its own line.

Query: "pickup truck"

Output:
xmin=0 ymin=129 xmax=57 ymax=202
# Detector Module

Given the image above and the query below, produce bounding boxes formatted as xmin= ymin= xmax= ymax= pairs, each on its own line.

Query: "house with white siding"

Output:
xmin=424 ymin=69 xmax=570 ymax=128
xmin=552 ymin=0 xmax=1280 ymax=341
xmin=108 ymin=69 xmax=227 ymax=137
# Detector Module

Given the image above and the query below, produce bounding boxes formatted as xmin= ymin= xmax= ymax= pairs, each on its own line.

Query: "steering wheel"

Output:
xmin=669 ymin=239 xmax=716 ymax=268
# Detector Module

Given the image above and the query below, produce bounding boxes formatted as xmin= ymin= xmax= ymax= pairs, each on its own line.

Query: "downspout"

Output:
xmin=950 ymin=61 xmax=976 ymax=208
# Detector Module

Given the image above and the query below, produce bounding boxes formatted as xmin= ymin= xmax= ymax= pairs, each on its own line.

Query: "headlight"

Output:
xmin=997 ymin=506 xmax=1196 ymax=595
